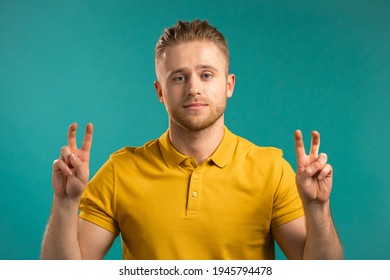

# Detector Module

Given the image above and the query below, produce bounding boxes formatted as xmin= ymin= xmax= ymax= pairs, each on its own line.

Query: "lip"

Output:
xmin=183 ymin=103 xmax=208 ymax=109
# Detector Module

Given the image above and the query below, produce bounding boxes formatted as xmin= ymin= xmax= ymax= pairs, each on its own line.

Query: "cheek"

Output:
xmin=162 ymin=92 xmax=179 ymax=109
xmin=206 ymin=81 xmax=229 ymax=99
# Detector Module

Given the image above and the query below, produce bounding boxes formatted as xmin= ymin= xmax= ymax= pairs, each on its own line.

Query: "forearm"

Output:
xmin=41 ymin=196 xmax=82 ymax=260
xmin=303 ymin=201 xmax=343 ymax=259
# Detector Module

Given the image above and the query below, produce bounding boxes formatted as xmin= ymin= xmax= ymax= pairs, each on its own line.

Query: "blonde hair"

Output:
xmin=155 ymin=19 xmax=230 ymax=72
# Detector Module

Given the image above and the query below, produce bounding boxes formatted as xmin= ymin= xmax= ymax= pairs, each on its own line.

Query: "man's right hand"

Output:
xmin=52 ymin=123 xmax=94 ymax=200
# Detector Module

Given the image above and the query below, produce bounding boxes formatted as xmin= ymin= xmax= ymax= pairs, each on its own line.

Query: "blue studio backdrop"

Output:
xmin=1 ymin=0 xmax=389 ymax=259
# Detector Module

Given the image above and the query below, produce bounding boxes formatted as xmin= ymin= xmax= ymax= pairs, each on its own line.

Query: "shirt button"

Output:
xmin=193 ymin=174 xmax=199 ymax=179
xmin=192 ymin=192 xmax=198 ymax=197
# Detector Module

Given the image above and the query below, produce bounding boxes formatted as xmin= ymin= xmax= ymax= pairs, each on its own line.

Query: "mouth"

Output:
xmin=183 ymin=102 xmax=208 ymax=110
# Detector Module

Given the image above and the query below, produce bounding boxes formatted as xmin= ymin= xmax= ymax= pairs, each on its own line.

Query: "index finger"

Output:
xmin=80 ymin=122 xmax=94 ymax=153
xmin=294 ymin=129 xmax=306 ymax=160
xmin=67 ymin=122 xmax=78 ymax=150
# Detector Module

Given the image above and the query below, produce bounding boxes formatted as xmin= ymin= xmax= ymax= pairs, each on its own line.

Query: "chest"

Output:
xmin=115 ymin=167 xmax=275 ymax=249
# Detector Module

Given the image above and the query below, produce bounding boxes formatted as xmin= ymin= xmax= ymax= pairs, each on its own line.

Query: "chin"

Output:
xmin=173 ymin=116 xmax=224 ymax=132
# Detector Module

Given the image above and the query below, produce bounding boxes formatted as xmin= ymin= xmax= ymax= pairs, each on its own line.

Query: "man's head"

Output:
xmin=155 ymin=19 xmax=230 ymax=78
xmin=154 ymin=20 xmax=235 ymax=132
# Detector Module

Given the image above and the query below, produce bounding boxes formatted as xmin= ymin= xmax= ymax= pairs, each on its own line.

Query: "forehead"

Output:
xmin=158 ymin=40 xmax=227 ymax=74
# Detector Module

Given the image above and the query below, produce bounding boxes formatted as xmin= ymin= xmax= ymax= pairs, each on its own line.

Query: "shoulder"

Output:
xmin=230 ymin=132 xmax=293 ymax=174
xmin=109 ymin=138 xmax=161 ymax=165
xmin=234 ymin=133 xmax=283 ymax=159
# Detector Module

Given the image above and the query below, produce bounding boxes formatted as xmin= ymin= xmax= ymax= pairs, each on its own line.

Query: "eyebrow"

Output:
xmin=168 ymin=64 xmax=219 ymax=77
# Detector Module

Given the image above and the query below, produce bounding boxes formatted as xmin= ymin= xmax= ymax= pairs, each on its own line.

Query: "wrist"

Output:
xmin=302 ymin=200 xmax=336 ymax=237
xmin=52 ymin=195 xmax=81 ymax=214
xmin=302 ymin=199 xmax=332 ymax=220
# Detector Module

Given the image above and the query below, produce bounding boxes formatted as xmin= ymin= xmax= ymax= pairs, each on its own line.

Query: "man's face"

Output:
xmin=155 ymin=40 xmax=235 ymax=131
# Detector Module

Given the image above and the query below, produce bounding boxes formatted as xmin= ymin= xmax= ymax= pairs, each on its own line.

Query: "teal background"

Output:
xmin=1 ymin=0 xmax=389 ymax=260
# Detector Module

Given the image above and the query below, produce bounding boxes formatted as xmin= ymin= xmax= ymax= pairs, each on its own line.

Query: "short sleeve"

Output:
xmin=270 ymin=157 xmax=304 ymax=228
xmin=79 ymin=156 xmax=119 ymax=235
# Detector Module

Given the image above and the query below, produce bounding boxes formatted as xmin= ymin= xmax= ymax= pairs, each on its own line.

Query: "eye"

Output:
xmin=173 ymin=75 xmax=186 ymax=83
xmin=201 ymin=72 xmax=213 ymax=80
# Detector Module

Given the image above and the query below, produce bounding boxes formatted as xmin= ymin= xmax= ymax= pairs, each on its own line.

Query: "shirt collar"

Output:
xmin=158 ymin=126 xmax=237 ymax=169
xmin=158 ymin=131 xmax=187 ymax=169
xmin=209 ymin=126 xmax=237 ymax=168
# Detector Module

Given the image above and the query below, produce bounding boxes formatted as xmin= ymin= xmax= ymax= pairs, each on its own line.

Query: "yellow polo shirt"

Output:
xmin=79 ymin=127 xmax=304 ymax=259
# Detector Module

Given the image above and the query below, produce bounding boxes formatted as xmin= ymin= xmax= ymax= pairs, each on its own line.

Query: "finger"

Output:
xmin=68 ymin=153 xmax=88 ymax=182
xmin=316 ymin=153 xmax=328 ymax=168
xmin=294 ymin=129 xmax=306 ymax=160
xmin=60 ymin=146 xmax=72 ymax=166
xmin=310 ymin=130 xmax=320 ymax=157
xmin=53 ymin=158 xmax=72 ymax=176
xmin=302 ymin=162 xmax=320 ymax=178
xmin=67 ymin=123 xmax=78 ymax=151
xmin=80 ymin=122 xmax=94 ymax=153
xmin=318 ymin=163 xmax=333 ymax=180
xmin=302 ymin=154 xmax=328 ymax=178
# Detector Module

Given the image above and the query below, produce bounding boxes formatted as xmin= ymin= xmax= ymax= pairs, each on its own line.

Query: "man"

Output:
xmin=41 ymin=19 xmax=343 ymax=260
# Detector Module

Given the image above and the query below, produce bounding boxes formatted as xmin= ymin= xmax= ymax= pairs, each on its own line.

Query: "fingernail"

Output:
xmin=69 ymin=153 xmax=76 ymax=161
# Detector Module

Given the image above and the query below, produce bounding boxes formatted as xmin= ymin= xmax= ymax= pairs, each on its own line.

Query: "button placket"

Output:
xmin=186 ymin=171 xmax=201 ymax=215
xmin=181 ymin=158 xmax=196 ymax=172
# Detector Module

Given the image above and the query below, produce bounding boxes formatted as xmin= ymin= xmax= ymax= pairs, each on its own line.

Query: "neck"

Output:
xmin=168 ymin=117 xmax=225 ymax=165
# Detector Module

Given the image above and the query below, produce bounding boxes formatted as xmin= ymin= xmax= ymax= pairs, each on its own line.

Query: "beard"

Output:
xmin=167 ymin=96 xmax=227 ymax=132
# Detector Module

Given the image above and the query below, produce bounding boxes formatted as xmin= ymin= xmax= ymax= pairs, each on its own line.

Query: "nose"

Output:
xmin=187 ymin=76 xmax=201 ymax=96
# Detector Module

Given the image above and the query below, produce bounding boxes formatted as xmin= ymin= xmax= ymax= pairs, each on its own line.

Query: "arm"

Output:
xmin=272 ymin=211 xmax=342 ymax=260
xmin=272 ymin=216 xmax=306 ymax=260
xmin=291 ymin=130 xmax=343 ymax=259
xmin=42 ymin=198 xmax=116 ymax=260
xmin=272 ymin=130 xmax=343 ymax=259
xmin=301 ymin=199 xmax=342 ymax=259
xmin=78 ymin=218 xmax=116 ymax=259
xmin=41 ymin=123 xmax=115 ymax=259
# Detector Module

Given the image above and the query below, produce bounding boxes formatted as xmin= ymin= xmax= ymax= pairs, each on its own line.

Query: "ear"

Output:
xmin=226 ymin=74 xmax=235 ymax=99
xmin=154 ymin=81 xmax=164 ymax=104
